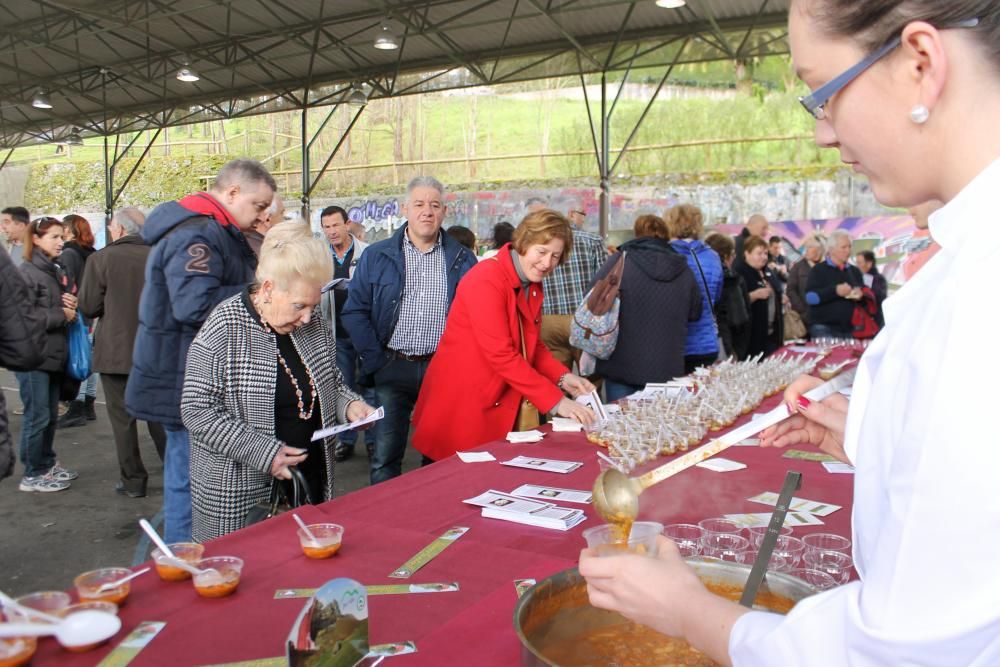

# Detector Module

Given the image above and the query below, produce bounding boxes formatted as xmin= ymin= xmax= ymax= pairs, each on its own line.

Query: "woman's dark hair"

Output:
xmin=62 ymin=214 xmax=95 ymax=248
xmin=24 ymin=217 xmax=64 ymax=261
xmin=744 ymin=235 xmax=769 ymax=257
xmin=491 ymin=221 xmax=515 ymax=248
xmin=809 ymin=1 xmax=999 ymax=65
xmin=446 ymin=225 xmax=476 ymax=251
xmin=857 ymin=249 xmax=880 ymax=274
xmin=634 ymin=214 xmax=669 ymax=240
xmin=705 ymin=232 xmax=735 ymax=263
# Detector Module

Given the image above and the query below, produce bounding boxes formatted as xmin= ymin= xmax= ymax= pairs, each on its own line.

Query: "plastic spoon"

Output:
xmin=139 ymin=518 xmax=175 ymax=560
xmin=0 ymin=611 xmax=121 ymax=650
xmin=137 ymin=520 xmax=219 ymax=579
xmin=292 ymin=513 xmax=318 ymax=544
xmin=95 ymin=567 xmax=151 ymax=595
xmin=0 ymin=591 xmax=63 ymax=624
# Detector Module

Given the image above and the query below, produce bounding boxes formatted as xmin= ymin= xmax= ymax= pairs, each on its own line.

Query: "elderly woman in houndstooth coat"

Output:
xmin=182 ymin=222 xmax=376 ymax=542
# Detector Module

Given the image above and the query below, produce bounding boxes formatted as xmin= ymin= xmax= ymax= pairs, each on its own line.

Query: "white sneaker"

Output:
xmin=48 ymin=463 xmax=78 ymax=481
xmin=19 ymin=474 xmax=70 ymax=492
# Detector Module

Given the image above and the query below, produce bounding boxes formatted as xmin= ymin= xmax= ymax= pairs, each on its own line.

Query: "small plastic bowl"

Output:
xmin=152 ymin=542 xmax=206 ymax=581
xmin=60 ymin=601 xmax=119 ymax=618
xmin=0 ymin=637 xmax=36 ymax=667
xmin=744 ymin=549 xmax=793 ymax=572
xmin=772 ymin=536 xmax=805 ymax=568
xmin=663 ymin=523 xmax=705 ymax=557
xmin=297 ymin=524 xmax=344 ymax=559
xmin=701 ymin=533 xmax=750 ymax=563
xmin=802 ymin=532 xmax=851 ymax=555
xmin=697 ymin=518 xmax=744 ymax=539
xmin=74 ymin=568 xmax=133 ymax=606
xmin=13 ymin=591 xmax=71 ymax=616
xmin=747 ymin=525 xmax=792 ymax=549
xmin=787 ymin=568 xmax=838 ymax=592
xmin=803 ymin=549 xmax=853 ymax=585
xmin=192 ymin=557 xmax=244 ymax=598
xmin=582 ymin=521 xmax=663 ymax=557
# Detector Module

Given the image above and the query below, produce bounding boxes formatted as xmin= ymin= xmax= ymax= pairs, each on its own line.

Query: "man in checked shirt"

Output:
xmin=343 ymin=176 xmax=477 ymax=484
xmin=536 ymin=197 xmax=608 ymax=370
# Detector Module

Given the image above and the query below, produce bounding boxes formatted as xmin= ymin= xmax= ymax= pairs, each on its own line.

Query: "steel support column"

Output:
xmin=301 ymin=107 xmax=311 ymax=222
xmin=599 ymin=72 xmax=610 ymax=238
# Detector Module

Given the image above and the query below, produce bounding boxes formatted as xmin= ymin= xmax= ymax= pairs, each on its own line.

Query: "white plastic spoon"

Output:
xmin=0 ymin=591 xmax=62 ymax=625
xmin=139 ymin=518 xmax=175 ymax=560
xmin=0 ymin=611 xmax=121 ymax=649
xmin=292 ymin=514 xmax=318 ymax=544
xmin=94 ymin=567 xmax=151 ymax=595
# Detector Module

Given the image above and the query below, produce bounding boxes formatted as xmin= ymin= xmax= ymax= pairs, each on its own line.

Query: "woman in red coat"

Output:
xmin=412 ymin=210 xmax=596 ymax=462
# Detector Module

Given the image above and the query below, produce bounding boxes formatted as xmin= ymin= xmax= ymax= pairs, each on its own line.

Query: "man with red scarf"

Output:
xmin=126 ymin=159 xmax=275 ymax=542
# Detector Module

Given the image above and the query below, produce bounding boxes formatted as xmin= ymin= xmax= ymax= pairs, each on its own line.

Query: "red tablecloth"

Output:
xmin=36 ymin=357 xmax=857 ymax=666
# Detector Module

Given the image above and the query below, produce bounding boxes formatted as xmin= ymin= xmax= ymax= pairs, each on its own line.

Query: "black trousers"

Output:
xmin=102 ymin=373 xmax=166 ymax=493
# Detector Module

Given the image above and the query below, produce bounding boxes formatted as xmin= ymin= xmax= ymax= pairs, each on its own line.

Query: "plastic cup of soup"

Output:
xmin=13 ymin=591 xmax=71 ymax=616
xmin=74 ymin=568 xmax=133 ymax=606
xmin=55 ymin=602 xmax=120 ymax=653
xmin=152 ymin=542 xmax=205 ymax=581
xmin=582 ymin=521 xmax=663 ymax=557
xmin=297 ymin=524 xmax=344 ymax=559
xmin=0 ymin=638 xmax=36 ymax=667
xmin=192 ymin=557 xmax=243 ymax=598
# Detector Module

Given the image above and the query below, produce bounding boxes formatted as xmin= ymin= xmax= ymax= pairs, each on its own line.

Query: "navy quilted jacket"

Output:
xmin=126 ymin=200 xmax=257 ymax=427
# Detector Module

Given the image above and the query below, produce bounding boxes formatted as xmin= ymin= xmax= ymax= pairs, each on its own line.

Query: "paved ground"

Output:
xmin=0 ymin=369 xmax=423 ymax=597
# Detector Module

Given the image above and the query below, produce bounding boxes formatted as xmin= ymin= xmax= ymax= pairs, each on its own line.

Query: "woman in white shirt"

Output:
xmin=579 ymin=2 xmax=1000 ymax=665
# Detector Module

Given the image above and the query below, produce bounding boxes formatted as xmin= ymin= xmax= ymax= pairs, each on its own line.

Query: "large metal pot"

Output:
xmin=513 ymin=559 xmax=819 ymax=666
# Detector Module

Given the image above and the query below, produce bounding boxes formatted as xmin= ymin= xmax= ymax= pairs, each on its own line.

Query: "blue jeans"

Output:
xmin=163 ymin=426 xmax=192 ymax=543
xmin=371 ymin=356 xmax=430 ymax=485
xmin=15 ymin=370 xmax=60 ymax=477
xmin=335 ymin=337 xmax=377 ymax=447
xmin=604 ymin=379 xmax=643 ymax=403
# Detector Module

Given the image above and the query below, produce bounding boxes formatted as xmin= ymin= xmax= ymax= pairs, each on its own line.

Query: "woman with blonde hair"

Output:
xmin=666 ymin=204 xmax=723 ymax=372
xmin=182 ymin=221 xmax=376 ymax=541
xmin=412 ymin=209 xmax=595 ymax=463
xmin=787 ymin=231 xmax=826 ymax=329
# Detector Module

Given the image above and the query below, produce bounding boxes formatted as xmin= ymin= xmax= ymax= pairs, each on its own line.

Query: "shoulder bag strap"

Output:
xmin=686 ymin=247 xmax=719 ymax=333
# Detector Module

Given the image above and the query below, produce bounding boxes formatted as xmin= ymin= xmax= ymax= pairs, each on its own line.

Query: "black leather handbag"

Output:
xmin=245 ymin=466 xmax=312 ymax=527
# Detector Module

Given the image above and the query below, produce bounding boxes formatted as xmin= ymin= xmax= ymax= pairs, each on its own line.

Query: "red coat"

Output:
xmin=412 ymin=246 xmax=568 ymax=461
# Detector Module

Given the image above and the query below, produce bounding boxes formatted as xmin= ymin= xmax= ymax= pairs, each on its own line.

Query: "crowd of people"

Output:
xmin=0 ymin=159 xmax=888 ymax=542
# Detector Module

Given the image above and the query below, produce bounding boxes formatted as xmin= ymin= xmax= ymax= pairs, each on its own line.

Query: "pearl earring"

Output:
xmin=909 ymin=104 xmax=930 ymax=124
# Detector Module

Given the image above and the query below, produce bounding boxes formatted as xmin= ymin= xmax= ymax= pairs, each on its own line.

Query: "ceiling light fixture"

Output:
xmin=655 ymin=0 xmax=686 ymax=7
xmin=347 ymin=83 xmax=368 ymax=107
xmin=373 ymin=20 xmax=400 ymax=50
xmin=176 ymin=60 xmax=200 ymax=82
xmin=32 ymin=90 xmax=53 ymax=109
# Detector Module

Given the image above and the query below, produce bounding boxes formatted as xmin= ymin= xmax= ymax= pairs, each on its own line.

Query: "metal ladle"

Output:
xmin=592 ymin=371 xmax=855 ymax=524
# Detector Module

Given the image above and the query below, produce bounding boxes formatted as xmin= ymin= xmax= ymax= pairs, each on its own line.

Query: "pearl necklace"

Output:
xmin=256 ymin=298 xmax=317 ymax=421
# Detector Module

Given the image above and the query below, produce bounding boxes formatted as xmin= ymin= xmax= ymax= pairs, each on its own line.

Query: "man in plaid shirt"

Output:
xmin=538 ymin=198 xmax=607 ymax=369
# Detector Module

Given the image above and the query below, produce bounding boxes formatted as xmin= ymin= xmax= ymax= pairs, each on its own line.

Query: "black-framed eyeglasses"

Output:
xmin=798 ymin=17 xmax=979 ymax=120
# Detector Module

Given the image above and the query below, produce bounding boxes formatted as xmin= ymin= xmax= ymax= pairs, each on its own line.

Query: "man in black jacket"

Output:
xmin=805 ymin=229 xmax=865 ymax=339
xmin=0 ymin=243 xmax=45 ymax=482
xmin=80 ymin=207 xmax=166 ymax=498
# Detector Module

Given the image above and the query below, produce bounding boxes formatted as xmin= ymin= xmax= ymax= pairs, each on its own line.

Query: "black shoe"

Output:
xmin=84 ymin=396 xmax=97 ymax=421
xmin=57 ymin=401 xmax=87 ymax=428
xmin=334 ymin=441 xmax=354 ymax=462
xmin=115 ymin=481 xmax=146 ymax=498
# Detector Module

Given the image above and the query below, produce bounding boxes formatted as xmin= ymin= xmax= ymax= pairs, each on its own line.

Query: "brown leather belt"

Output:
xmin=389 ymin=349 xmax=434 ymax=362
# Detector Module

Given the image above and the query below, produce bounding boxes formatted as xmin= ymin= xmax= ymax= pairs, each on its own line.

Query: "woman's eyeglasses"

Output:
xmin=799 ymin=17 xmax=979 ymax=121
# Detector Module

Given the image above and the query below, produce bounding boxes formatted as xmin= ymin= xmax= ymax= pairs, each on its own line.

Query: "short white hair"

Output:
xmin=113 ymin=207 xmax=144 ymax=235
xmin=802 ymin=231 xmax=827 ymax=252
xmin=406 ymin=176 xmax=444 ymax=200
xmin=256 ymin=221 xmax=332 ymax=290
xmin=828 ymin=229 xmax=852 ymax=248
